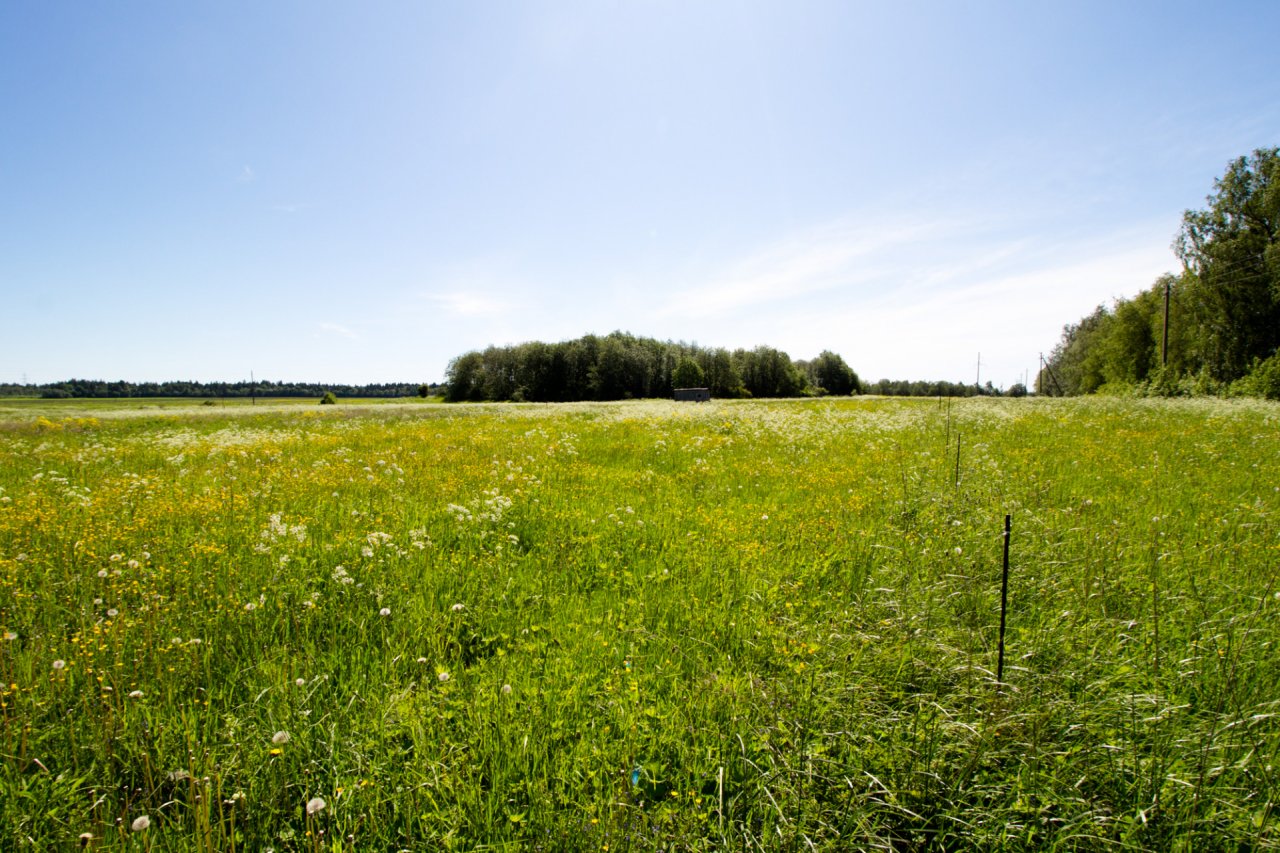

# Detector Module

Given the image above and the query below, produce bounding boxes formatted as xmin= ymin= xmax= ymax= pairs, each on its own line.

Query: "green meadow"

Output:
xmin=1 ymin=397 xmax=1278 ymax=851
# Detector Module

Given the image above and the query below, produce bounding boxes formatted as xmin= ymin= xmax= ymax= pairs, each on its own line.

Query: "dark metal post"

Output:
xmin=997 ymin=514 xmax=1011 ymax=685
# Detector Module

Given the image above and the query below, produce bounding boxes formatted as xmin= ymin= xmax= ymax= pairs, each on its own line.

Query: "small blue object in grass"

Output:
xmin=631 ymin=767 xmax=641 ymax=786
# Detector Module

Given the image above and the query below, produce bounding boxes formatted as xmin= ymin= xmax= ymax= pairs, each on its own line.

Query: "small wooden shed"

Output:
xmin=674 ymin=387 xmax=711 ymax=402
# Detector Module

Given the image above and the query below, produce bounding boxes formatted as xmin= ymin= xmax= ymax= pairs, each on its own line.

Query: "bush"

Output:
xmin=1232 ymin=352 xmax=1280 ymax=400
xmin=320 ymin=392 xmax=338 ymax=405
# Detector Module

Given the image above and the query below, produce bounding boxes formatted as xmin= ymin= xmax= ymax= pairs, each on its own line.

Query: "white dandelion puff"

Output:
xmin=128 ymin=690 xmax=144 ymax=699
xmin=272 ymin=731 xmax=291 ymax=745
xmin=451 ymin=603 xmax=465 ymax=612
xmin=379 ymin=607 xmax=391 ymax=617
xmin=437 ymin=671 xmax=450 ymax=682
xmin=130 ymin=815 xmax=150 ymax=832
xmin=52 ymin=659 xmax=66 ymax=670
xmin=306 ymin=796 xmax=327 ymax=815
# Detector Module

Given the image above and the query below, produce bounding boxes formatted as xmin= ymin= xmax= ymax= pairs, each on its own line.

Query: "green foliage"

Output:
xmin=671 ymin=357 xmax=704 ymax=389
xmin=319 ymin=391 xmax=338 ymax=405
xmin=1231 ymin=351 xmax=1280 ymax=400
xmin=1045 ymin=149 xmax=1280 ymax=396
xmin=15 ymin=379 xmax=424 ymax=399
xmin=443 ymin=332 xmax=827 ymax=402
xmin=803 ymin=350 xmax=861 ymax=395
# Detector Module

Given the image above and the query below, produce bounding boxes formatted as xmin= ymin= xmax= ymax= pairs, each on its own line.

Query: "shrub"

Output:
xmin=320 ymin=391 xmax=338 ymax=405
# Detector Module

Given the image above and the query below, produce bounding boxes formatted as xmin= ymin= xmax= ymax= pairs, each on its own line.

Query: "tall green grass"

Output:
xmin=1 ymin=397 xmax=1277 ymax=850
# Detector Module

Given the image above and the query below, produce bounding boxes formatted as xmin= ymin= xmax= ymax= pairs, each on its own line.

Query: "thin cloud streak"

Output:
xmin=318 ymin=322 xmax=360 ymax=340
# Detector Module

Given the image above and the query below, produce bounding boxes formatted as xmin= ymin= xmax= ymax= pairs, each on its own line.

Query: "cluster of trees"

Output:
xmin=0 ymin=380 xmax=435 ymax=399
xmin=1042 ymin=148 xmax=1280 ymax=399
xmin=443 ymin=332 xmax=861 ymax=402
xmin=865 ymin=379 xmax=1025 ymax=398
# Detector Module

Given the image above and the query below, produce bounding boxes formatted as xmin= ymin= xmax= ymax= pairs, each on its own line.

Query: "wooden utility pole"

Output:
xmin=1162 ymin=279 xmax=1171 ymax=367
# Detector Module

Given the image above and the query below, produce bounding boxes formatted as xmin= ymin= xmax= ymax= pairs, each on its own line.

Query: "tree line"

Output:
xmin=443 ymin=332 xmax=861 ymax=402
xmin=0 ymin=379 xmax=436 ymax=399
xmin=1041 ymin=148 xmax=1280 ymax=399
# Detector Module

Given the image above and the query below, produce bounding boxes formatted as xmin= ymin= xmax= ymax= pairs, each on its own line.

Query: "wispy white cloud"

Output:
xmin=318 ymin=321 xmax=360 ymax=340
xmin=236 ymin=165 xmax=256 ymax=183
xmin=425 ymin=291 xmax=512 ymax=317
xmin=660 ymin=216 xmax=971 ymax=319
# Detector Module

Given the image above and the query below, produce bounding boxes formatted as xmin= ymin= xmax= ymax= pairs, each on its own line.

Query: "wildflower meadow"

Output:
xmin=1 ymin=396 xmax=1277 ymax=851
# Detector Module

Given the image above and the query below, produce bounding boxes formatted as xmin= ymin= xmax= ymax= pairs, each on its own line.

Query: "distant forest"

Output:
xmin=443 ymin=331 xmax=1022 ymax=402
xmin=0 ymin=379 xmax=435 ymax=399
xmin=1041 ymin=147 xmax=1280 ymax=400
xmin=444 ymin=332 xmax=858 ymax=402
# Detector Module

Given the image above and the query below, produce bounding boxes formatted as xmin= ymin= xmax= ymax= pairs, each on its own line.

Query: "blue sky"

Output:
xmin=3 ymin=1 xmax=1278 ymax=388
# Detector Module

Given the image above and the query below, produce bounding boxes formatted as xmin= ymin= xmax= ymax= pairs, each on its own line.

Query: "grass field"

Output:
xmin=1 ymin=396 xmax=1278 ymax=851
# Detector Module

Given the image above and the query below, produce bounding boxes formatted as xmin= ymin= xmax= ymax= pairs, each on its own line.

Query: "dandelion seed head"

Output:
xmin=130 ymin=815 xmax=150 ymax=832
xmin=306 ymin=796 xmax=326 ymax=815
xmin=52 ymin=659 xmax=66 ymax=670
xmin=295 ymin=677 xmax=306 ymax=687
xmin=128 ymin=690 xmax=143 ymax=698
xmin=97 ymin=569 xmax=108 ymax=578
xmin=379 ymin=607 xmax=391 ymax=617
xmin=437 ymin=671 xmax=450 ymax=682
xmin=272 ymin=731 xmax=291 ymax=744
xmin=106 ymin=608 xmax=118 ymax=618
xmin=451 ymin=603 xmax=465 ymax=612
xmin=502 ymin=684 xmax=512 ymax=694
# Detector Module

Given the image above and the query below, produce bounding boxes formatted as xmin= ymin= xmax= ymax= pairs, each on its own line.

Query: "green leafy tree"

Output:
xmin=671 ymin=357 xmax=704 ymax=389
xmin=1174 ymin=148 xmax=1280 ymax=381
xmin=807 ymin=350 xmax=860 ymax=395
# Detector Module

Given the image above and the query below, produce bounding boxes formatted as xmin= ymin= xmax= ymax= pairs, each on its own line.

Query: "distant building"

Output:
xmin=674 ymin=387 xmax=711 ymax=402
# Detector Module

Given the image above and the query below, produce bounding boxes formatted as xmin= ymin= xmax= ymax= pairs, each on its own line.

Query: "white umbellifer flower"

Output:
xmin=244 ymin=602 xmax=256 ymax=611
xmin=127 ymin=560 xmax=140 ymax=569
xmin=954 ymin=547 xmax=963 ymax=556
xmin=295 ymin=677 xmax=306 ymax=687
xmin=761 ymin=514 xmax=768 ymax=521
xmin=379 ymin=607 xmax=391 ymax=617
xmin=52 ymin=659 xmax=66 ymax=670
xmin=131 ymin=815 xmax=150 ymax=832
xmin=502 ymin=684 xmax=512 ymax=694
xmin=451 ymin=603 xmax=465 ymax=612
xmin=306 ymin=796 xmax=326 ymax=815
xmin=272 ymin=731 xmax=291 ymax=745
xmin=128 ymin=690 xmax=143 ymax=698
xmin=106 ymin=608 xmax=118 ymax=618
xmin=97 ymin=569 xmax=108 ymax=578
xmin=416 ymin=657 xmax=427 ymax=664
xmin=437 ymin=671 xmax=450 ymax=682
